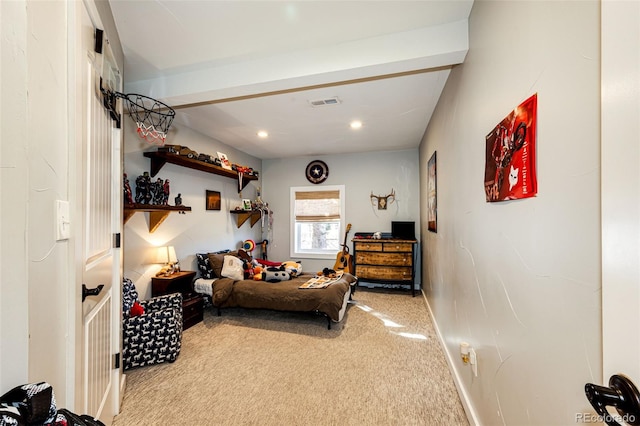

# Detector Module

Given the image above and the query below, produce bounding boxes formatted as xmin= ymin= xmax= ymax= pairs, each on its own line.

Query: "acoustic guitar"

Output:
xmin=334 ymin=223 xmax=354 ymax=274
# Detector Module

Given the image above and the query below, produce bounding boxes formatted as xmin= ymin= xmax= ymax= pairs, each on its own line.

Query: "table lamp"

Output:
xmin=156 ymin=245 xmax=178 ymax=276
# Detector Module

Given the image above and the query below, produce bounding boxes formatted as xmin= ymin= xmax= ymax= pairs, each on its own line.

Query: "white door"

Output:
xmin=73 ymin=2 xmax=122 ymax=423
xmin=601 ymin=0 xmax=640 ymax=400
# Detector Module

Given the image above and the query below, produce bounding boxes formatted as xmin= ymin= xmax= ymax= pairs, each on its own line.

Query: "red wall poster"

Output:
xmin=484 ymin=94 xmax=537 ymax=202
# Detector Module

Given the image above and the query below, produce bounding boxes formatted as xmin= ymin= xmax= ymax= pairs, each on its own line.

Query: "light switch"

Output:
xmin=56 ymin=200 xmax=70 ymax=241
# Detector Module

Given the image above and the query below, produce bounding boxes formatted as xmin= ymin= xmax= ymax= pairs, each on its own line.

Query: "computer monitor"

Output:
xmin=391 ymin=221 xmax=415 ymax=240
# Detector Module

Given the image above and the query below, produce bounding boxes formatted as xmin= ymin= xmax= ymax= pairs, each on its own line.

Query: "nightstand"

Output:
xmin=151 ymin=270 xmax=203 ymax=330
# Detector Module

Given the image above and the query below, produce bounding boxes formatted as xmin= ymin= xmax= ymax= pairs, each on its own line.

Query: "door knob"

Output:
xmin=585 ymin=374 xmax=640 ymax=425
xmin=82 ymin=284 xmax=104 ymax=302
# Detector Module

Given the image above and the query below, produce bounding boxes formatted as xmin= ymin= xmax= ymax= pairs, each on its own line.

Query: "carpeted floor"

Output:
xmin=113 ymin=288 xmax=469 ymax=426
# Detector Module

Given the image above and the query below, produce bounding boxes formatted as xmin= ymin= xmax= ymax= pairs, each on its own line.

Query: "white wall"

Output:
xmin=262 ymin=150 xmax=421 ymax=278
xmin=1 ymin=0 xmax=29 ymax=390
xmin=0 ymin=0 xmax=74 ymax=402
xmin=601 ymin=0 xmax=640 ymax=383
xmin=25 ymin=0 xmax=72 ymax=398
xmin=0 ymin=0 xmax=123 ymax=407
xmin=419 ymin=1 xmax=600 ymax=425
xmin=123 ymin=123 xmax=263 ymax=299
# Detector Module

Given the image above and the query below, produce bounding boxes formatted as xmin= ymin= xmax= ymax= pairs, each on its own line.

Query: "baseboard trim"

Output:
xmin=119 ymin=373 xmax=126 ymax=408
xmin=421 ymin=290 xmax=481 ymax=426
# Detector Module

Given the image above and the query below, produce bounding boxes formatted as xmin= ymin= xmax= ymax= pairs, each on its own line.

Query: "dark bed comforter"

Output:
xmin=210 ymin=273 xmax=357 ymax=322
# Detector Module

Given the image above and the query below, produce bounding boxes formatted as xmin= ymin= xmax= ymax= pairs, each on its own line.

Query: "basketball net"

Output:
xmin=136 ymin=121 xmax=167 ymax=146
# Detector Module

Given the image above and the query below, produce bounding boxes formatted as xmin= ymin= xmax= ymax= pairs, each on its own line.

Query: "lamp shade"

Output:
xmin=156 ymin=246 xmax=178 ymax=264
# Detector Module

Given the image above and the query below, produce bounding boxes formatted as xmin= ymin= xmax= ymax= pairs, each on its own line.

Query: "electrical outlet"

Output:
xmin=470 ymin=348 xmax=478 ymax=377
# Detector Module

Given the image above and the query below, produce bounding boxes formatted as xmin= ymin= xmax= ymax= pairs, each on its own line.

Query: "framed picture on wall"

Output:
xmin=484 ymin=93 xmax=538 ymax=202
xmin=428 ymin=152 xmax=437 ymax=233
xmin=206 ymin=190 xmax=221 ymax=211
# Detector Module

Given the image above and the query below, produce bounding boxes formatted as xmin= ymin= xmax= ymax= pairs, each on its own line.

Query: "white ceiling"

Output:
xmin=109 ymin=0 xmax=473 ymax=159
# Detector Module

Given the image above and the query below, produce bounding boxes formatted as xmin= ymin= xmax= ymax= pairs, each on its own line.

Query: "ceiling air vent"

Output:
xmin=309 ymin=97 xmax=341 ymax=107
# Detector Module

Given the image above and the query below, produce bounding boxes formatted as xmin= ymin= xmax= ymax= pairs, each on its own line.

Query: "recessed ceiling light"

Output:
xmin=257 ymin=130 xmax=268 ymax=138
xmin=350 ymin=120 xmax=362 ymax=129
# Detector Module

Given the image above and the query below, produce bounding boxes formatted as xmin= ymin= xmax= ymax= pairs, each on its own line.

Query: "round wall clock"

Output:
xmin=305 ymin=160 xmax=329 ymax=184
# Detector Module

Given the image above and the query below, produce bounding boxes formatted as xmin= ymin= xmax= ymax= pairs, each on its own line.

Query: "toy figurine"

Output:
xmin=135 ymin=172 xmax=152 ymax=204
xmin=151 ymin=177 xmax=164 ymax=205
xmin=162 ymin=179 xmax=170 ymax=205
xmin=123 ymin=173 xmax=133 ymax=205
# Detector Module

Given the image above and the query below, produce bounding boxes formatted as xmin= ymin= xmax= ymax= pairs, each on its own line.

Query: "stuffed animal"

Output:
xmin=130 ymin=301 xmax=145 ymax=317
xmin=316 ymin=267 xmax=337 ymax=278
xmin=252 ymin=265 xmax=264 ymax=281
xmin=263 ymin=266 xmax=290 ymax=283
xmin=238 ymin=248 xmax=261 ymax=279
xmin=281 ymin=260 xmax=302 ymax=278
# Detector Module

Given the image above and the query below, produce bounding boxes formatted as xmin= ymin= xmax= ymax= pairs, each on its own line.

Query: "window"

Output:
xmin=290 ymin=185 xmax=345 ymax=259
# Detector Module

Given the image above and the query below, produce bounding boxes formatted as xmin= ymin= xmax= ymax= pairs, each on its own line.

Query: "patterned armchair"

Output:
xmin=122 ymin=278 xmax=183 ymax=370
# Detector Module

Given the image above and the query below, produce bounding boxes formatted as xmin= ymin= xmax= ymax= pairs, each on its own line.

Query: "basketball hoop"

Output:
xmin=117 ymin=93 xmax=175 ymax=145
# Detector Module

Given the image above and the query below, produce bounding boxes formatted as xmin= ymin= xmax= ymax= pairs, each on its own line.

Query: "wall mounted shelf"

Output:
xmin=143 ymin=151 xmax=257 ymax=192
xmin=230 ymin=210 xmax=263 ymax=228
xmin=124 ymin=203 xmax=192 ymax=233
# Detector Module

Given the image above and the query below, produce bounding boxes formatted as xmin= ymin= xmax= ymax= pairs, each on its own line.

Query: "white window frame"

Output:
xmin=290 ymin=185 xmax=345 ymax=259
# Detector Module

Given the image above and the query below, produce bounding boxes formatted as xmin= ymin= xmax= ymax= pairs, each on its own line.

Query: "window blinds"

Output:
xmin=294 ymin=190 xmax=340 ymax=221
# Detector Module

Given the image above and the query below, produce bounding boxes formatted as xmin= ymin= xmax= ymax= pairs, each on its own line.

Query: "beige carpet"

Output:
xmin=113 ymin=288 xmax=468 ymax=426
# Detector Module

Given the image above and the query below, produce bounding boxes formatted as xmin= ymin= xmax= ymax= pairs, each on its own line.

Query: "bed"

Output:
xmin=194 ymin=251 xmax=357 ymax=329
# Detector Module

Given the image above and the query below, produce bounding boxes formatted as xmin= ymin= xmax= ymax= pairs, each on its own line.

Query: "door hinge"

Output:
xmin=113 ymin=233 xmax=121 ymax=248
xmin=95 ymin=29 xmax=104 ymax=54
xmin=114 ymin=353 xmax=120 ymax=369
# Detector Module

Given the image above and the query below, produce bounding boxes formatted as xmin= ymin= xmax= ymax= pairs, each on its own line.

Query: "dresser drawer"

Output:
xmin=383 ymin=242 xmax=413 ymax=253
xmin=354 ymin=241 xmax=383 ymax=251
xmin=356 ymin=252 xmax=412 ymax=266
xmin=357 ymin=265 xmax=413 ymax=281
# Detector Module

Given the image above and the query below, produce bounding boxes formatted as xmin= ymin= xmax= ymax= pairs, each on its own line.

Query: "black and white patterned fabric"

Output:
xmin=56 ymin=408 xmax=106 ymax=425
xmin=0 ymin=405 xmax=21 ymax=426
xmin=0 ymin=381 xmax=56 ymax=425
xmin=195 ymin=253 xmax=215 ymax=279
xmin=122 ymin=278 xmax=183 ymax=370
xmin=122 ymin=278 xmax=138 ymax=313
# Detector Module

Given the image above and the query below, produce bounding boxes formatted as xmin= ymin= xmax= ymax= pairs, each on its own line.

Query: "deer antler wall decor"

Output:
xmin=370 ymin=189 xmax=396 ymax=210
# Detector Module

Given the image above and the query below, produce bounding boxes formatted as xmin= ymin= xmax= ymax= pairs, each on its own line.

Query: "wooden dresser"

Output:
xmin=352 ymin=238 xmax=418 ymax=296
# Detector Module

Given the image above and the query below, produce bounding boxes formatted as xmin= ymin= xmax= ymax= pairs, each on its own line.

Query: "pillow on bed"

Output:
xmin=196 ymin=253 xmax=215 ymax=279
xmin=208 ymin=251 xmax=238 ymax=278
xmin=221 ymin=255 xmax=244 ymax=281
